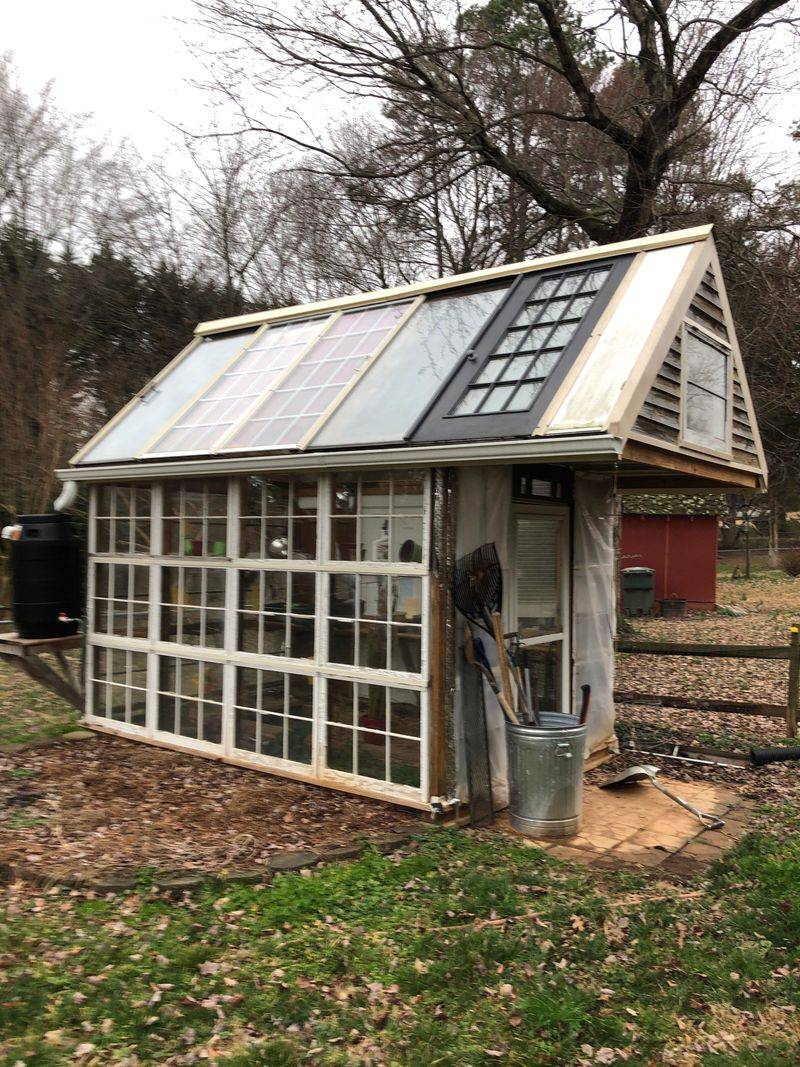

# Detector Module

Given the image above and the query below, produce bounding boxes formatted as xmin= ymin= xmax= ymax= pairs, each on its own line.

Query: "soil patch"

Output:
xmin=0 ymin=734 xmax=421 ymax=881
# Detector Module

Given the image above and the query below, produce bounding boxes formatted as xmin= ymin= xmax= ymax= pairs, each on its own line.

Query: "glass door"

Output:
xmin=512 ymin=507 xmax=570 ymax=717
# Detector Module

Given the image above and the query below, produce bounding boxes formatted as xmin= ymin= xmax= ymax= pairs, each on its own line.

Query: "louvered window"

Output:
xmin=515 ymin=516 xmax=562 ymax=638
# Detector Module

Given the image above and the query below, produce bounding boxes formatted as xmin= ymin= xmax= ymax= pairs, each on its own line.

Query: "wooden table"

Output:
xmin=0 ymin=631 xmax=83 ymax=710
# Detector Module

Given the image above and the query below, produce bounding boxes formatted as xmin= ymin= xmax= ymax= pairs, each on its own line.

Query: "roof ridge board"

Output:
xmin=195 ymin=225 xmax=714 ymax=338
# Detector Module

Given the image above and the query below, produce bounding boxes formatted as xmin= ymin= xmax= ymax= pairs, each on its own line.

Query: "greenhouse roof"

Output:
xmin=68 ymin=223 xmax=764 ymax=489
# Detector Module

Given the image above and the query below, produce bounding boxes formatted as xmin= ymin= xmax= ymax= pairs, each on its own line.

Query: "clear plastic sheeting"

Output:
xmin=451 ymin=466 xmax=618 ymax=811
xmin=453 ymin=466 xmax=512 ymax=808
xmin=571 ymin=472 xmax=618 ymax=756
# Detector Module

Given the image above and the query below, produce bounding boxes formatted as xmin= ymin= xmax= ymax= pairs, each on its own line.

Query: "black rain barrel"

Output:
xmin=10 ymin=514 xmax=82 ymax=639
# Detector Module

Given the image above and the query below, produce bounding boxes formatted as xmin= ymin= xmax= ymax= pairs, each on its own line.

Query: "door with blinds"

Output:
xmin=512 ymin=508 xmax=570 ymax=717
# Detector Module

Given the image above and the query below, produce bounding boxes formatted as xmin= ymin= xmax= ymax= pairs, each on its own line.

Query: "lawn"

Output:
xmin=0 ymin=652 xmax=79 ymax=745
xmin=1 ymin=573 xmax=800 ymax=1063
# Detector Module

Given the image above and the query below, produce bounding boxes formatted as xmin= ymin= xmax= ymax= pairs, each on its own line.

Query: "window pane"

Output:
xmin=685 ymin=330 xmax=728 ymax=397
xmin=390 ymin=739 xmax=420 ymax=788
xmin=685 ymin=384 xmax=726 ymax=447
xmin=328 ymin=680 xmax=354 ymax=724
xmin=390 ymin=689 xmax=421 ymax=737
xmin=451 ymin=264 xmax=611 ymax=416
xmin=223 ymin=303 xmax=412 ymax=450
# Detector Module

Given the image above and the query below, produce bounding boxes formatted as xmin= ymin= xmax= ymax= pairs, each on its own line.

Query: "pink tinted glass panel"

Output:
xmin=150 ymin=317 xmax=330 ymax=453
xmin=222 ymin=303 xmax=411 ymax=451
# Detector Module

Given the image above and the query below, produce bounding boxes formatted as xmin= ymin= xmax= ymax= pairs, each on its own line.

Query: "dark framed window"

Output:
xmin=411 ymin=255 xmax=631 ymax=443
xmin=512 ymin=466 xmax=573 ymax=502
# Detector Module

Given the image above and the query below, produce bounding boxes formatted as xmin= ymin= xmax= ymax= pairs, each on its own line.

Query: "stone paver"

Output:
xmin=498 ymin=777 xmax=751 ymax=875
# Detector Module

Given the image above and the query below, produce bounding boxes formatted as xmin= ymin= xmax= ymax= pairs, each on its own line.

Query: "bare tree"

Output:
xmin=193 ymin=0 xmax=799 ymax=243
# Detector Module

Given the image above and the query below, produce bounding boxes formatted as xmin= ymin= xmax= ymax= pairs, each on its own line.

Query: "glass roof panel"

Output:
xmin=77 ymin=329 xmax=257 ymax=465
xmin=312 ymin=286 xmax=508 ymax=448
xmin=447 ymin=263 xmax=612 ymax=418
xmin=148 ymin=316 xmax=331 ymax=455
xmin=223 ymin=302 xmax=413 ymax=451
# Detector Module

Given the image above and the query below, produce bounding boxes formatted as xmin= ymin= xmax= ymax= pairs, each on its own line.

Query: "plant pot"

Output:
xmin=660 ymin=597 xmax=687 ymax=618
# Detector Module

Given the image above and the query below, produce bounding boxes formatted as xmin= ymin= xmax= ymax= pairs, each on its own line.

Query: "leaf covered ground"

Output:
xmin=1 ymin=571 xmax=799 ymax=1063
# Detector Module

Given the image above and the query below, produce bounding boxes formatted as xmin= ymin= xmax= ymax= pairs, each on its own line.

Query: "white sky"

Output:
xmin=6 ymin=0 xmax=799 ymax=163
xmin=6 ymin=0 xmax=212 ymax=157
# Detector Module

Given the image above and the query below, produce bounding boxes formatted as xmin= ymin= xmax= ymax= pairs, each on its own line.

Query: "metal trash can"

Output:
xmin=622 ymin=566 xmax=655 ymax=615
xmin=506 ymin=717 xmax=588 ymax=838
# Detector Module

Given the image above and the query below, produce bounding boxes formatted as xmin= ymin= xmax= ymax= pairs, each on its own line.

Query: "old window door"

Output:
xmin=512 ymin=506 xmax=570 ymax=716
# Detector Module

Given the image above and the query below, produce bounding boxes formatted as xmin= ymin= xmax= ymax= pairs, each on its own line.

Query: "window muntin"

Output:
xmin=234 ymin=667 xmax=313 ymax=764
xmin=95 ymin=484 xmax=152 ymax=555
xmin=240 ymin=475 xmax=318 ymax=561
xmin=161 ymin=567 xmax=226 ymax=649
xmin=92 ymin=561 xmax=150 ymax=639
xmin=238 ymin=570 xmax=316 ymax=659
xmin=157 ymin=656 xmax=224 ymax=744
xmin=683 ymin=326 xmax=730 ymax=451
xmin=224 ymin=303 xmax=412 ymax=451
xmin=88 ymin=471 xmax=430 ymax=801
xmin=330 ymin=470 xmax=425 ymax=564
xmin=150 ymin=318 xmax=330 ymax=454
xmin=163 ymin=478 xmax=229 ymax=558
xmin=450 ymin=265 xmax=611 ymax=417
xmin=326 ymin=681 xmax=421 ymax=788
xmin=90 ymin=646 xmax=148 ymax=726
xmin=328 ymin=573 xmax=423 ymax=674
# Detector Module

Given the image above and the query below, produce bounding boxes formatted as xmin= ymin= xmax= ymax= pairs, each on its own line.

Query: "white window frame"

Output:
xmin=84 ymin=470 xmax=432 ymax=807
xmin=679 ymin=320 xmax=733 ymax=460
xmin=509 ymin=502 xmax=571 ymax=716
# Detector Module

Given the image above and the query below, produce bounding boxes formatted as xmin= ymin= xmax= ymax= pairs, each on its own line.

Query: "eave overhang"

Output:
xmin=58 ymin=433 xmax=624 ymax=483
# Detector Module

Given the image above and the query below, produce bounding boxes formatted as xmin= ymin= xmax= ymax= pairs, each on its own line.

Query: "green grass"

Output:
xmin=0 ymin=656 xmax=79 ymax=744
xmin=2 ymin=829 xmax=800 ymax=1063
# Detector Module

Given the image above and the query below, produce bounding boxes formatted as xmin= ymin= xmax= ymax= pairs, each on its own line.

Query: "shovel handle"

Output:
xmin=491 ymin=612 xmax=515 ymax=715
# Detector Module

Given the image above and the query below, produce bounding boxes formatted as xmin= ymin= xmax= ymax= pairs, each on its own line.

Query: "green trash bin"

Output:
xmin=622 ymin=566 xmax=655 ymax=616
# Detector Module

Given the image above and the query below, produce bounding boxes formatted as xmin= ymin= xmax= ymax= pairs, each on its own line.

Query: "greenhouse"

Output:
xmin=58 ymin=224 xmax=767 ymax=811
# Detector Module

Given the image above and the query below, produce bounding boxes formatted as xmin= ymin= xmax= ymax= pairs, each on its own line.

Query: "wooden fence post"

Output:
xmin=788 ymin=625 xmax=800 ymax=739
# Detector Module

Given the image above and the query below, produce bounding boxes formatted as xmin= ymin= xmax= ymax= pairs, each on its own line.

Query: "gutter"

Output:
xmin=57 ymin=434 xmax=623 ymax=483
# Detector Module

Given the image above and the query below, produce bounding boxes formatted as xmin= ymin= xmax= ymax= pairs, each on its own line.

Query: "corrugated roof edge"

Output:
xmin=195 ymin=225 xmax=714 ymax=337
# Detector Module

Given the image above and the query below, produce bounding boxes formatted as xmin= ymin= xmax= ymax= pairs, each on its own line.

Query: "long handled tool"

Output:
xmin=453 ymin=543 xmax=526 ymax=724
xmin=465 ymin=627 xmax=519 ymax=725
xmin=600 ymin=765 xmax=725 ymax=830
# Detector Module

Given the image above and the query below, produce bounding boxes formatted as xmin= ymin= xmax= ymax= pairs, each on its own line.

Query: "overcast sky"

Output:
xmin=6 ymin=0 xmax=799 ymax=166
xmin=6 ymin=0 xmax=211 ymax=156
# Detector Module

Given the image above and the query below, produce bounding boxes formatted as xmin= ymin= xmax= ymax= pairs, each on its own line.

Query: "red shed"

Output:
xmin=621 ymin=508 xmax=719 ymax=612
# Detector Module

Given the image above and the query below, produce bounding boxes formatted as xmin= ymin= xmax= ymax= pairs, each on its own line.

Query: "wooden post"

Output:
xmin=788 ymin=625 xmax=800 ymax=739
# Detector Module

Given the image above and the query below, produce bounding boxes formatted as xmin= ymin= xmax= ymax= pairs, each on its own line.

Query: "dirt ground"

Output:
xmin=0 ymin=570 xmax=797 ymax=883
xmin=0 ymin=735 xmax=420 ymax=880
